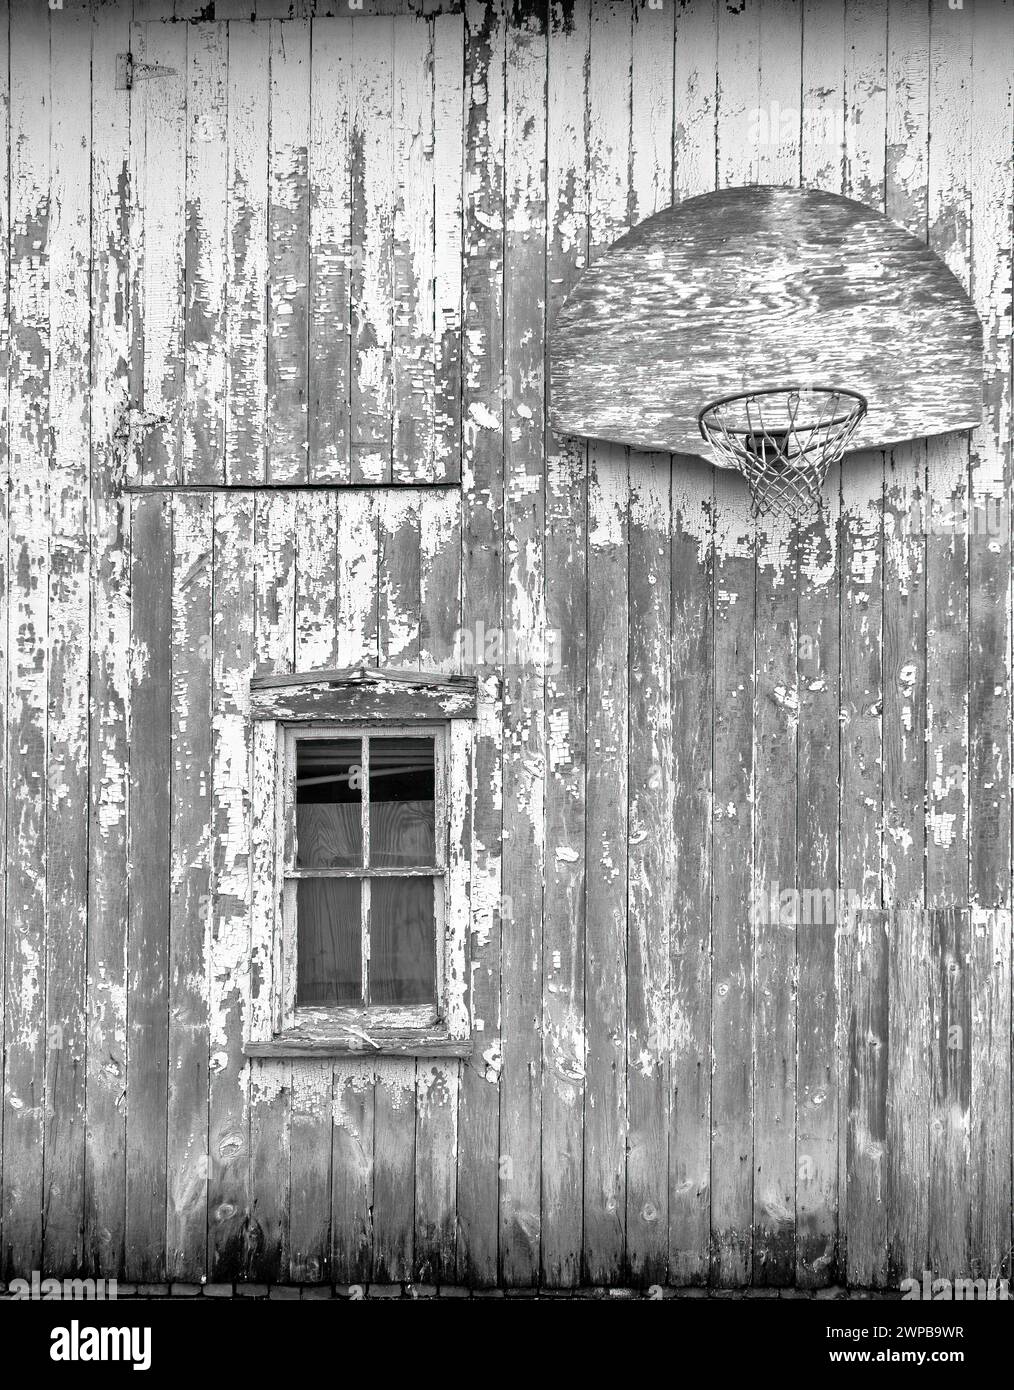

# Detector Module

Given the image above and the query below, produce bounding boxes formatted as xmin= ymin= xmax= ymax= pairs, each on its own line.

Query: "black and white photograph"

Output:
xmin=0 ymin=0 xmax=1012 ymax=1367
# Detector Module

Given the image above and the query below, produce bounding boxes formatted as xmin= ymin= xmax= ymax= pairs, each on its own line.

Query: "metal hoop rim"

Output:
xmin=697 ymin=384 xmax=869 ymax=441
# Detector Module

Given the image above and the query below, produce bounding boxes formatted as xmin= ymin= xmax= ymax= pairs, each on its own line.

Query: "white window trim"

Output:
xmin=246 ymin=668 xmax=476 ymax=1059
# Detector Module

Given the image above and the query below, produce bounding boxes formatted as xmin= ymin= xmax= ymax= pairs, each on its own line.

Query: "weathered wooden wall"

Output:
xmin=1 ymin=0 xmax=1012 ymax=1289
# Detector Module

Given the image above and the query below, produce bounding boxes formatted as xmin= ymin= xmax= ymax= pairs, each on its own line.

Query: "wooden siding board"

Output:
xmin=583 ymin=0 xmax=631 ymax=1288
xmin=225 ymin=22 xmax=270 ymax=485
xmin=370 ymin=496 xmax=421 ymax=1281
xmin=0 ymin=0 xmax=8 ymax=1292
xmin=926 ymin=2 xmax=973 ymax=1280
xmin=454 ymin=0 xmax=506 ymax=1290
xmin=626 ymin=458 xmax=672 ymax=1285
xmin=3 ymin=0 xmax=49 ymax=1281
xmin=44 ymin=3 xmax=92 ymax=1275
xmin=248 ymin=490 xmax=297 ymax=1282
xmin=668 ymin=0 xmax=716 ymax=1288
xmin=137 ymin=22 xmax=187 ymax=488
xmin=968 ymin=0 xmax=1014 ymax=1280
xmin=184 ymin=22 xmax=229 ymax=487
xmin=209 ymin=494 xmax=256 ymax=1279
xmin=796 ymin=0 xmax=846 ymax=1290
xmin=499 ymin=2 xmax=547 ymax=1289
xmin=267 ymin=19 xmax=311 ymax=485
xmin=391 ymin=14 xmax=436 ymax=482
xmin=624 ymin=0 xmax=674 ymax=1289
xmin=540 ymin=0 xmax=588 ymax=1291
xmin=308 ymin=17 xmax=353 ymax=484
xmin=881 ymin=0 xmax=930 ymax=1290
xmin=710 ymin=0 xmax=759 ymax=1289
xmin=125 ymin=495 xmax=172 ymax=1280
xmin=432 ymin=13 xmax=465 ymax=484
xmin=840 ymin=0 xmax=888 ymax=1290
xmin=288 ymin=490 xmax=339 ymax=1283
xmin=414 ymin=490 xmax=461 ymax=1284
xmin=167 ymin=493 xmax=213 ymax=1279
xmin=85 ymin=2 xmax=131 ymax=1281
xmin=350 ymin=15 xmax=395 ymax=483
xmin=750 ymin=0 xmax=800 ymax=1288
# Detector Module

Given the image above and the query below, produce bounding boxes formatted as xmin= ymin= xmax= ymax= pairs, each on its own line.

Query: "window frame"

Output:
xmin=245 ymin=667 xmax=476 ymax=1059
xmin=282 ymin=722 xmax=448 ymax=1029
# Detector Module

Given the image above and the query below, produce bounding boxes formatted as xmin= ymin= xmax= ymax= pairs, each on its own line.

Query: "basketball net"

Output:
xmin=698 ymin=386 xmax=867 ymax=519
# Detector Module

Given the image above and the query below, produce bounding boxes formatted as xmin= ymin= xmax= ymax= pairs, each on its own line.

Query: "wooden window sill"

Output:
xmin=244 ymin=1032 xmax=471 ymax=1059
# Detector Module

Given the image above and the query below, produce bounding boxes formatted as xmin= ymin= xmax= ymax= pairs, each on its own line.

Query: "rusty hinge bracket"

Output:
xmin=116 ymin=52 xmax=178 ymax=92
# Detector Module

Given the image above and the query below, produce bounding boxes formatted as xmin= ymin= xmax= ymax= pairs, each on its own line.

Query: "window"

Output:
xmin=246 ymin=669 xmax=477 ymax=1057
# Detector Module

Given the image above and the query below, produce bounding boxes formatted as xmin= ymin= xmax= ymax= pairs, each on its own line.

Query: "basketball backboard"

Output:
xmin=549 ymin=185 xmax=983 ymax=464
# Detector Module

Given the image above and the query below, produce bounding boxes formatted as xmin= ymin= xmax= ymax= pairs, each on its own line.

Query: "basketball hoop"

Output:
xmin=698 ymin=386 xmax=868 ymax=518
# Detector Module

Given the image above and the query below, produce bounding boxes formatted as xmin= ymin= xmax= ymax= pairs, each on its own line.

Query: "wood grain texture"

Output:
xmin=709 ymin=0 xmax=757 ymax=1288
xmin=4 ymin=0 xmax=49 ymax=1281
xmin=795 ymin=0 xmax=846 ymax=1291
xmin=840 ymin=0 xmax=888 ymax=1288
xmin=550 ymin=183 xmax=983 ymax=461
xmin=582 ymin=0 xmax=630 ymax=1287
xmin=5 ymin=0 xmax=1014 ymax=1297
xmin=668 ymin=0 xmax=715 ymax=1288
xmin=540 ymin=0 xmax=588 ymax=1290
xmin=45 ymin=4 xmax=91 ymax=1274
xmin=167 ymin=494 xmax=213 ymax=1279
xmin=85 ymin=3 xmax=131 ymax=1280
xmin=750 ymin=0 xmax=799 ymax=1288
xmin=454 ymin=0 xmax=506 ymax=1290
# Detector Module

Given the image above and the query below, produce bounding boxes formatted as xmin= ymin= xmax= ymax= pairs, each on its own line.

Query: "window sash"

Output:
xmin=282 ymin=723 xmax=448 ymax=1021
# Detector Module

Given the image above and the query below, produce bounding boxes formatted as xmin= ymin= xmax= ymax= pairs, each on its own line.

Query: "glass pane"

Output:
xmin=296 ymin=738 xmax=362 ymax=868
xmin=296 ymin=878 xmax=361 ymax=1006
xmin=369 ymin=877 xmax=436 ymax=1006
xmin=368 ymin=736 xmax=436 ymax=868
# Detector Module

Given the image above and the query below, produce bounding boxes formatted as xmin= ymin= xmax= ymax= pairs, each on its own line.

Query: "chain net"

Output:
xmin=698 ymin=387 xmax=867 ymax=519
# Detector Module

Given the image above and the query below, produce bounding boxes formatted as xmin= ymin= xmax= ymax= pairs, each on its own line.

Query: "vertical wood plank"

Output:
xmin=167 ymin=494 xmax=213 ymax=1279
xmin=711 ymin=0 xmax=758 ymax=1288
xmin=225 ymin=22 xmax=269 ymax=485
xmin=392 ymin=14 xmax=436 ymax=481
xmin=350 ymin=15 xmax=395 ymax=483
xmin=137 ymin=21 xmax=187 ymax=487
xmin=209 ymin=495 xmax=256 ymax=1278
xmin=845 ymin=908 xmax=889 ymax=1285
xmin=44 ymin=1 xmax=91 ymax=1275
xmin=626 ymin=458 xmax=672 ymax=1285
xmin=796 ymin=0 xmax=844 ymax=1288
xmin=455 ymin=0 xmax=506 ymax=1289
xmin=624 ymin=0 xmax=675 ymax=1286
xmin=268 ymin=19 xmax=311 ymax=484
xmin=968 ymin=0 xmax=1013 ymax=1279
xmin=125 ymin=495 xmax=172 ymax=1280
xmin=840 ymin=0 xmax=888 ymax=1289
xmin=308 ymin=17 xmax=353 ymax=483
xmin=432 ymin=13 xmax=465 ymax=484
xmin=184 ymin=22 xmax=228 ymax=486
xmin=750 ymin=0 xmax=800 ymax=1288
xmin=86 ymin=0 xmax=131 ymax=1280
xmin=926 ymin=0 xmax=972 ymax=1280
xmin=3 ymin=0 xmax=49 ymax=1280
xmin=499 ymin=0 xmax=547 ymax=1289
xmin=0 ymin=0 xmax=8 ymax=1287
xmin=372 ymin=493 xmax=421 ymax=1280
xmin=582 ymin=0 xmax=630 ymax=1288
xmin=330 ymin=490 xmax=378 ymax=1283
xmin=668 ymin=0 xmax=716 ymax=1288
xmin=540 ymin=0 xmax=588 ymax=1291
xmin=288 ymin=490 xmax=339 ymax=1282
xmin=414 ymin=490 xmax=461 ymax=1284
xmin=248 ymin=490 xmax=296 ymax=1282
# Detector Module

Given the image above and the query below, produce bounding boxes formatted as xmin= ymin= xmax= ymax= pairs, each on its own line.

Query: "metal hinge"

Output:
xmin=116 ymin=52 xmax=178 ymax=92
